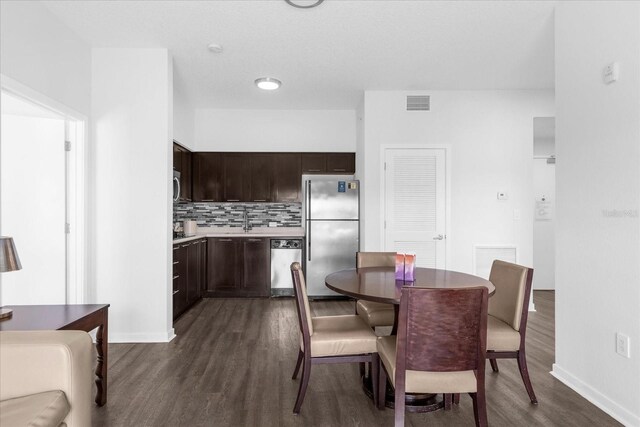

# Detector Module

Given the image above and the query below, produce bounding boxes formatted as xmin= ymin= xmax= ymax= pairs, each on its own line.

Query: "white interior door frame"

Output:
xmin=379 ymin=144 xmax=452 ymax=269
xmin=1 ymin=74 xmax=89 ymax=304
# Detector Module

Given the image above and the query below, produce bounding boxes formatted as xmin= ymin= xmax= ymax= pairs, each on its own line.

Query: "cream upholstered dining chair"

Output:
xmin=290 ymin=262 xmax=379 ymax=414
xmin=355 ymin=252 xmax=396 ymax=329
xmin=485 ymin=260 xmax=537 ymax=403
xmin=377 ymin=287 xmax=489 ymax=427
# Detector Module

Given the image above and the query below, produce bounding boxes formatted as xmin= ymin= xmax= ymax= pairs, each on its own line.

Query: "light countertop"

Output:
xmin=172 ymin=227 xmax=305 ymax=244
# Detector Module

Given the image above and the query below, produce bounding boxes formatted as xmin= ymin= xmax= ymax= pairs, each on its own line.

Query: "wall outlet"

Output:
xmin=616 ymin=332 xmax=631 ymax=358
xmin=497 ymin=191 xmax=509 ymax=200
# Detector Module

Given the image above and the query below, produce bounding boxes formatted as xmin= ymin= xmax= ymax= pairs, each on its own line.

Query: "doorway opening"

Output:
xmin=0 ymin=79 xmax=87 ymax=305
xmin=532 ymin=117 xmax=556 ymax=289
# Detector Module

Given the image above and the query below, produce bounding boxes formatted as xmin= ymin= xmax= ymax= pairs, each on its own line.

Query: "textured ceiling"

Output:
xmin=42 ymin=0 xmax=555 ymax=110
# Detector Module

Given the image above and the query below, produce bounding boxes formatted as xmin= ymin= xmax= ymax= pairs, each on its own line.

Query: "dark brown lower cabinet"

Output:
xmin=173 ymin=244 xmax=188 ymax=319
xmin=173 ymin=239 xmax=207 ymax=320
xmin=206 ymin=237 xmax=270 ymax=297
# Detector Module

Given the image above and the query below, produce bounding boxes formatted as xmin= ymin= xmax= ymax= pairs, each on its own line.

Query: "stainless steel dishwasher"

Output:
xmin=270 ymin=239 xmax=303 ymax=297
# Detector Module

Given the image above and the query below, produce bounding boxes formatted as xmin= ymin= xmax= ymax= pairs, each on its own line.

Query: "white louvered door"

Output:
xmin=384 ymin=148 xmax=446 ymax=268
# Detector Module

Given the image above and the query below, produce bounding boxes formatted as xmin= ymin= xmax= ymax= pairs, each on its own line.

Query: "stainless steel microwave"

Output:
xmin=173 ymin=170 xmax=181 ymax=202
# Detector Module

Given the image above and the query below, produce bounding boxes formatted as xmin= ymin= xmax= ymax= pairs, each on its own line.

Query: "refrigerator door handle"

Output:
xmin=307 ymin=223 xmax=311 ymax=261
xmin=306 ymin=180 xmax=311 ymax=261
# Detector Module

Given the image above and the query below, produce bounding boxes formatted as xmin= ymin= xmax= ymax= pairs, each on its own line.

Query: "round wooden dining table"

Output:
xmin=324 ymin=266 xmax=495 ymax=413
xmin=325 ymin=266 xmax=495 ymax=332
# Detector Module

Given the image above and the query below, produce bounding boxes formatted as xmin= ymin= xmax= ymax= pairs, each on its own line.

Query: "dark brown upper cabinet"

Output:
xmin=249 ymin=154 xmax=273 ymax=202
xmin=273 ymin=153 xmax=302 ymax=202
xmin=326 ymin=153 xmax=356 ymax=174
xmin=188 ymin=151 xmax=354 ymax=203
xmin=193 ymin=153 xmax=223 ymax=202
xmin=223 ymin=154 xmax=251 ymax=202
xmin=173 ymin=142 xmax=192 ymax=201
xmin=301 ymin=153 xmax=327 ymax=174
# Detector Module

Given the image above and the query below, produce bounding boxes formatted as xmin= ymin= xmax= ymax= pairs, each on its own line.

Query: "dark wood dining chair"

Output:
xmin=377 ymin=287 xmax=489 ymax=427
xmin=485 ymin=260 xmax=538 ymax=403
xmin=355 ymin=252 xmax=396 ymax=329
xmin=290 ymin=262 xmax=379 ymax=414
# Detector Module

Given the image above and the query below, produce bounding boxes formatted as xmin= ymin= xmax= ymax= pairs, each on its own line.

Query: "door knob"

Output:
xmin=433 ymin=234 xmax=444 ymax=240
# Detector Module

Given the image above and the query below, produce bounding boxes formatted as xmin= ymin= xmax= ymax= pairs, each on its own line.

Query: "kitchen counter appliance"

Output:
xmin=303 ymin=175 xmax=360 ymax=297
xmin=270 ymin=238 xmax=303 ymax=297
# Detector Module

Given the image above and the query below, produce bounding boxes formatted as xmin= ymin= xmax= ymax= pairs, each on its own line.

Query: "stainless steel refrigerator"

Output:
xmin=302 ymin=175 xmax=360 ymax=297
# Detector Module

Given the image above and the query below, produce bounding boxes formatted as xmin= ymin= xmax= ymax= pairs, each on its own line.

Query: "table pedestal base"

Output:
xmin=362 ymin=375 xmax=444 ymax=413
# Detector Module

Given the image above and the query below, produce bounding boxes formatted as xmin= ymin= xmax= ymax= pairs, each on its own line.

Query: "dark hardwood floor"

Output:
xmin=92 ymin=291 xmax=620 ymax=426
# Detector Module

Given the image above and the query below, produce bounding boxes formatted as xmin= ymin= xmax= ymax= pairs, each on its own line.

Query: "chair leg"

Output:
xmin=293 ymin=355 xmax=311 ymax=414
xmin=470 ymin=391 xmax=488 ymax=427
xmin=453 ymin=393 xmax=460 ymax=404
xmin=517 ymin=350 xmax=538 ymax=404
xmin=489 ymin=357 xmax=499 ymax=372
xmin=359 ymin=362 xmax=366 ymax=378
xmin=394 ymin=386 xmax=405 ymax=427
xmin=444 ymin=393 xmax=452 ymax=410
xmin=377 ymin=360 xmax=387 ymax=410
xmin=371 ymin=354 xmax=379 ymax=408
xmin=292 ymin=349 xmax=303 ymax=380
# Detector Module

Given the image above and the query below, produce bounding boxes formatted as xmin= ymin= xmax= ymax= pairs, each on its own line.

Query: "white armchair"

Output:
xmin=0 ymin=330 xmax=93 ymax=427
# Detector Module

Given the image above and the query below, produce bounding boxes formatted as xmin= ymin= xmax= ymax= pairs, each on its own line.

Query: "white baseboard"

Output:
xmin=109 ymin=329 xmax=176 ymax=343
xmin=551 ymin=364 xmax=640 ymax=427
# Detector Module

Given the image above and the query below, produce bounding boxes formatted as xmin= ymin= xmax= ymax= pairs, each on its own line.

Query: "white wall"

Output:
xmin=173 ymin=76 xmax=195 ymax=150
xmin=0 ymin=113 xmax=66 ymax=304
xmin=0 ymin=1 xmax=91 ymax=116
xmin=553 ymin=2 xmax=640 ymax=425
xmin=360 ymin=90 xmax=554 ymax=274
xmin=92 ymin=48 xmax=173 ymax=343
xmin=195 ymin=109 xmax=356 ymax=152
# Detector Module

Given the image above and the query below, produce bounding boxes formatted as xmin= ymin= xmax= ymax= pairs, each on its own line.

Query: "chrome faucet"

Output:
xmin=243 ymin=208 xmax=252 ymax=232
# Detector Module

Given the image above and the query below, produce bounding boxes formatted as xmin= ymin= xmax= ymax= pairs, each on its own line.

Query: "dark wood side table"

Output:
xmin=0 ymin=304 xmax=110 ymax=406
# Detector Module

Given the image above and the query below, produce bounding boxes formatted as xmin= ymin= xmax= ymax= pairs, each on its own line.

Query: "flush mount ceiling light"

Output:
xmin=284 ymin=0 xmax=324 ymax=9
xmin=255 ymin=77 xmax=282 ymax=91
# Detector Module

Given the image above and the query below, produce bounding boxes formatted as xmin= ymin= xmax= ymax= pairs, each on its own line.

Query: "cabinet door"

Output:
xmin=326 ymin=153 xmax=355 ymax=174
xmin=207 ymin=238 xmax=241 ymax=295
xmin=186 ymin=241 xmax=199 ymax=304
xmin=242 ymin=238 xmax=270 ymax=297
xmin=223 ymin=154 xmax=250 ymax=202
xmin=273 ymin=153 xmax=301 ymax=202
xmin=250 ymin=154 xmax=273 ymax=202
xmin=198 ymin=239 xmax=207 ymax=298
xmin=173 ymin=244 xmax=189 ymax=319
xmin=193 ymin=153 xmax=223 ymax=202
xmin=181 ymin=150 xmax=193 ymax=201
xmin=173 ymin=144 xmax=182 ymax=173
xmin=301 ymin=153 xmax=327 ymax=174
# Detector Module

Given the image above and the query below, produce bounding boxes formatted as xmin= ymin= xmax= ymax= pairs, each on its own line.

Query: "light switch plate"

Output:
xmin=616 ymin=332 xmax=631 ymax=358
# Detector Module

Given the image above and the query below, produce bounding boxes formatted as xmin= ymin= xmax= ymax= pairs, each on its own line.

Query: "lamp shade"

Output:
xmin=0 ymin=237 xmax=22 ymax=272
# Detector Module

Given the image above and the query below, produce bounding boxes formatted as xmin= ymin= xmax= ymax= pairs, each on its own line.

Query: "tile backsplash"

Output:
xmin=173 ymin=202 xmax=301 ymax=228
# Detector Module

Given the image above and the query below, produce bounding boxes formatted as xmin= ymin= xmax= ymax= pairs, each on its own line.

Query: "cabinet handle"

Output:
xmin=218 ymin=239 xmax=233 ymax=242
xmin=182 ymin=244 xmax=190 ymax=248
xmin=247 ymin=238 xmax=262 ymax=242
xmin=253 ymin=199 xmax=266 ymax=202
xmin=173 ymin=290 xmax=180 ymax=295
xmin=307 ymin=169 xmax=321 ymax=172
xmin=173 ymin=275 xmax=180 ymax=280
xmin=332 ymin=169 xmax=346 ymax=172
xmin=227 ymin=199 xmax=240 ymax=202
xmin=201 ymin=199 xmax=215 ymax=202
xmin=173 ymin=261 xmax=179 ymax=265
xmin=173 ymin=247 xmax=180 ymax=250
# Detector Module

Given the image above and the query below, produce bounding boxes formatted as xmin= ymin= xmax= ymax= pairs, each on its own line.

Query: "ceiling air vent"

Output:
xmin=406 ymin=95 xmax=430 ymax=111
